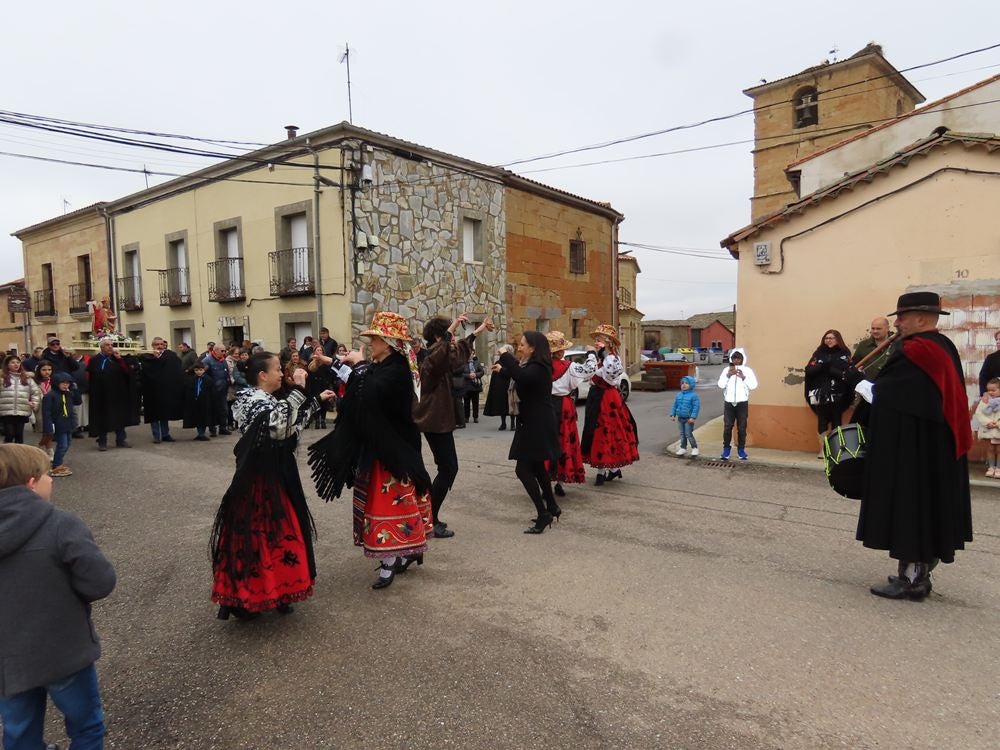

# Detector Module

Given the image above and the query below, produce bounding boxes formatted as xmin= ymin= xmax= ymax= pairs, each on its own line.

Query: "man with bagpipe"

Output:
xmin=841 ymin=292 xmax=973 ymax=601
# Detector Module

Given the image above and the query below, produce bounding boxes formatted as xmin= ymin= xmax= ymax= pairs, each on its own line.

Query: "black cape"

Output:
xmin=308 ymin=351 xmax=431 ymax=500
xmin=182 ymin=374 xmax=216 ymax=429
xmin=87 ymin=354 xmax=140 ymax=436
xmin=857 ymin=331 xmax=973 ymax=563
xmin=140 ymin=350 xmax=184 ymax=422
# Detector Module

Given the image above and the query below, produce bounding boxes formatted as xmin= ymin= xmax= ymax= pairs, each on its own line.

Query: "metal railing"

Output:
xmin=208 ymin=257 xmax=245 ymax=302
xmin=33 ymin=288 xmax=56 ymax=317
xmin=69 ymin=282 xmax=92 ymax=314
xmin=157 ymin=267 xmax=191 ymax=306
xmin=116 ymin=276 xmax=143 ymax=311
xmin=268 ymin=247 xmax=314 ymax=296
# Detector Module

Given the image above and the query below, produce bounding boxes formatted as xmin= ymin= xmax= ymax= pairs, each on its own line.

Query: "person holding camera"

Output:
xmin=461 ymin=353 xmax=485 ymax=424
xmin=804 ymin=330 xmax=852 ymax=458
xmin=717 ymin=348 xmax=757 ymax=460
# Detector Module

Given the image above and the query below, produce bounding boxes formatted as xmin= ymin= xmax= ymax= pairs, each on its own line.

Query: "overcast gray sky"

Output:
xmin=3 ymin=1 xmax=999 ymax=319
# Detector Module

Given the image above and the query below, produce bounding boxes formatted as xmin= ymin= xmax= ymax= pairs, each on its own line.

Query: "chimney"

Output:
xmin=284 ymin=125 xmax=299 ymax=140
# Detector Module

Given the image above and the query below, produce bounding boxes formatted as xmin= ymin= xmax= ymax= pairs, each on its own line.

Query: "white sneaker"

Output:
xmin=675 ymin=446 xmax=687 ymax=456
xmin=691 ymin=448 xmax=699 ymax=457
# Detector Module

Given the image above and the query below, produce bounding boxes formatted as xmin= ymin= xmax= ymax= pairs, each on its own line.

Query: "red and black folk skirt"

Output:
xmin=581 ymin=379 xmax=640 ymax=470
xmin=353 ymin=459 xmax=432 ymax=559
xmin=211 ymin=479 xmax=314 ymax=612
xmin=547 ymin=394 xmax=586 ymax=483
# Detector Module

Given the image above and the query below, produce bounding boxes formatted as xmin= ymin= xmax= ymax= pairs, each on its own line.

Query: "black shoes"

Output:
xmin=870 ymin=578 xmax=931 ymax=600
xmin=217 ymin=605 xmax=261 ymax=621
xmin=195 ymin=435 xmax=210 ymax=441
xmin=524 ymin=512 xmax=554 ymax=534
xmin=433 ymin=522 xmax=455 ymax=538
xmin=594 ymin=474 xmax=605 ymax=486
xmin=276 ymin=603 xmax=294 ymax=615
xmin=498 ymin=423 xmax=507 ymax=431
xmin=218 ymin=429 xmax=232 ymax=436
xmin=372 ymin=563 xmax=396 ymax=589
xmin=397 ymin=553 xmax=424 ymax=573
xmin=553 ymin=482 xmax=565 ymax=497
xmin=609 ymin=469 xmax=623 ymax=481
xmin=161 ymin=435 xmax=176 ymax=443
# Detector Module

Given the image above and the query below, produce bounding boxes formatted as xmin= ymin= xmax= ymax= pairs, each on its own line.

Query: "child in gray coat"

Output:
xmin=0 ymin=444 xmax=116 ymax=749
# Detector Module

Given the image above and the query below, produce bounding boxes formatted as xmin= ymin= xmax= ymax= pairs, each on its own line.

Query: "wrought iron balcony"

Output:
xmin=208 ymin=257 xmax=245 ymax=302
xmin=116 ymin=276 xmax=143 ymax=312
xmin=69 ymin=282 xmax=92 ymax=315
xmin=268 ymin=247 xmax=314 ymax=296
xmin=33 ymin=288 xmax=56 ymax=317
xmin=157 ymin=267 xmax=191 ymax=306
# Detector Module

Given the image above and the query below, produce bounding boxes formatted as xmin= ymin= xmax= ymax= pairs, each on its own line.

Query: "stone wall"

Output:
xmin=349 ymin=149 xmax=507 ymax=344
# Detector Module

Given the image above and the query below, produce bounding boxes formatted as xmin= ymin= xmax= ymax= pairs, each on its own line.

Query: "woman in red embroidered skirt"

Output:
xmin=211 ymin=352 xmax=336 ymax=621
xmin=545 ymin=331 xmax=597 ymax=496
xmin=309 ymin=312 xmax=434 ymax=590
xmin=580 ymin=324 xmax=639 ymax=485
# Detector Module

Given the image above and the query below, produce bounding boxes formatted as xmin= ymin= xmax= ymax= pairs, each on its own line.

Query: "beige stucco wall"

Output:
xmin=19 ymin=211 xmax=110 ymax=348
xmin=112 ymin=151 xmax=349 ymax=351
xmin=798 ymin=78 xmax=1000 ymax=194
xmin=732 ymin=144 xmax=1000 ymax=450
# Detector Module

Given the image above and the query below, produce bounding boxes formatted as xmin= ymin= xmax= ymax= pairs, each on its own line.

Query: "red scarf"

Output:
xmin=902 ymin=336 xmax=972 ymax=458
xmin=551 ymin=358 xmax=570 ymax=381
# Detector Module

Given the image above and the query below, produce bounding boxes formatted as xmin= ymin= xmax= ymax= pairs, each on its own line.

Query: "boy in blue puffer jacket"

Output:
xmin=42 ymin=372 xmax=81 ymax=477
xmin=670 ymin=375 xmax=700 ymax=457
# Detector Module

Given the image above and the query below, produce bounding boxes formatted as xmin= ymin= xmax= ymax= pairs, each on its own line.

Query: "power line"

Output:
xmin=0 ymin=108 xmax=269 ymax=149
xmin=498 ymin=41 xmax=1000 ymax=168
xmin=0 ymin=150 xmax=314 ymax=187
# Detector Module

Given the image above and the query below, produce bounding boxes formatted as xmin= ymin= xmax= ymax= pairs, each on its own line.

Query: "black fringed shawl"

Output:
xmin=309 ymin=350 xmax=431 ymax=501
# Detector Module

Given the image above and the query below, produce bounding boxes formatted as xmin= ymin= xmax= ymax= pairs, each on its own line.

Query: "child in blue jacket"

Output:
xmin=41 ymin=371 xmax=81 ymax=477
xmin=670 ymin=375 xmax=700 ymax=457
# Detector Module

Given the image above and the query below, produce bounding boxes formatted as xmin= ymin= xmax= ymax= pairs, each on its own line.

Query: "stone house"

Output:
xmin=617 ymin=254 xmax=643 ymax=370
xmin=12 ymin=203 xmax=112 ymax=348
xmin=744 ymin=43 xmax=924 ymax=220
xmin=13 ymin=123 xmax=624 ymax=356
xmin=0 ymin=278 xmax=28 ymax=354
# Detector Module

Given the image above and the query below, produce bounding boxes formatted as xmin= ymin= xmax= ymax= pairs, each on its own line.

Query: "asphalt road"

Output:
xmin=28 ymin=400 xmax=1000 ymax=749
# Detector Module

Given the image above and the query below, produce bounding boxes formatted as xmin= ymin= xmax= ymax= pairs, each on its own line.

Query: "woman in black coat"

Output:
xmin=804 ymin=329 xmax=852 ymax=458
xmin=494 ymin=331 xmax=559 ymax=534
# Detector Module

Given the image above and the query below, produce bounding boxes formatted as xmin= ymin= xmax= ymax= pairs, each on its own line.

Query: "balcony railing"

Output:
xmin=33 ymin=289 xmax=56 ymax=317
xmin=157 ymin=267 xmax=191 ymax=306
xmin=269 ymin=247 xmax=314 ymax=296
xmin=208 ymin=257 xmax=245 ymax=302
xmin=69 ymin=282 xmax=92 ymax=315
xmin=116 ymin=276 xmax=143 ymax=312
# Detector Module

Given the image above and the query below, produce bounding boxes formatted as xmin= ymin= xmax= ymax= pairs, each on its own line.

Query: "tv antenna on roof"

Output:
xmin=829 ymin=44 xmax=839 ymax=62
xmin=339 ymin=43 xmax=354 ymax=124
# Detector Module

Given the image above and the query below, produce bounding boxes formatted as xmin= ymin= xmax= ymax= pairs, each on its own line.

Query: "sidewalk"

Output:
xmin=667 ymin=416 xmax=1000 ymax=491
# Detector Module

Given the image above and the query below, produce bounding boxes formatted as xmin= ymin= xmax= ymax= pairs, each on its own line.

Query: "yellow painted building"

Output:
xmin=616 ymin=255 xmax=643 ymax=370
xmin=13 ymin=204 xmax=111 ymax=349
xmin=16 ymin=123 xmax=624 ymax=356
xmin=744 ymin=43 xmax=924 ymax=220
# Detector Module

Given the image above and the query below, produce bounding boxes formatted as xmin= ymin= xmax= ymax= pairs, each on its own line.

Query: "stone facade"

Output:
xmin=744 ymin=45 xmax=923 ymax=220
xmin=349 ymin=150 xmax=507 ymax=347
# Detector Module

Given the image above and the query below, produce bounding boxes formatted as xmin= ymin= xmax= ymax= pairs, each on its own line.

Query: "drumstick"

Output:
xmin=855 ymin=334 xmax=896 ymax=373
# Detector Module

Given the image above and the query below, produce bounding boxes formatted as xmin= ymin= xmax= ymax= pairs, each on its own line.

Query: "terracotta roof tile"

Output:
xmin=722 ymin=131 xmax=1000 ymax=253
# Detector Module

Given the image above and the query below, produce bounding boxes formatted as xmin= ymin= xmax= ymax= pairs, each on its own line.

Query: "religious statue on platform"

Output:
xmin=89 ymin=296 xmax=118 ymax=337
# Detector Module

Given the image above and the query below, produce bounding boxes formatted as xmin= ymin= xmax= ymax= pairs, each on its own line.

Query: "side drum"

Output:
xmin=824 ymin=424 xmax=866 ymax=500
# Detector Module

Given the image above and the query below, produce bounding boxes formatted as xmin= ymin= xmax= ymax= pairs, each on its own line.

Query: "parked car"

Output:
xmin=564 ymin=348 xmax=631 ymax=403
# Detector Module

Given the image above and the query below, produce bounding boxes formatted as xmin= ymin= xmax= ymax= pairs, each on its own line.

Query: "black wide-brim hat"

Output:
xmin=887 ymin=291 xmax=950 ymax=317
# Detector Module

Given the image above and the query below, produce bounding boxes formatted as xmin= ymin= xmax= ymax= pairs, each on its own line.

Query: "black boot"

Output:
xmin=871 ymin=562 xmax=931 ymax=600
xmin=553 ymin=482 xmax=565 ymax=497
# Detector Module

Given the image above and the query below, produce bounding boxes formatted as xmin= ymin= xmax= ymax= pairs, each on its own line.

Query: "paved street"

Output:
xmin=34 ymin=404 xmax=1000 ymax=749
